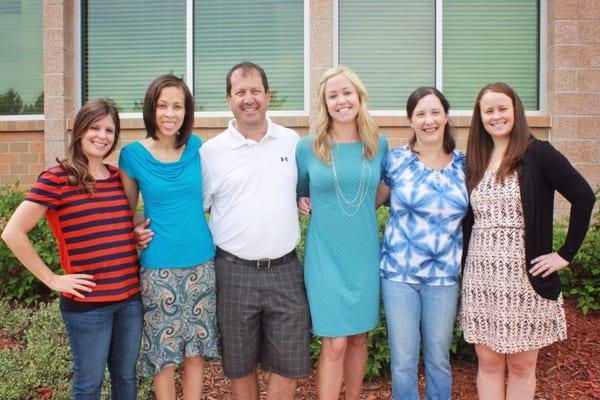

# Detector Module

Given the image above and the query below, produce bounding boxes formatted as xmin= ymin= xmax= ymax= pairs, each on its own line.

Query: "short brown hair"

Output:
xmin=226 ymin=62 xmax=269 ymax=96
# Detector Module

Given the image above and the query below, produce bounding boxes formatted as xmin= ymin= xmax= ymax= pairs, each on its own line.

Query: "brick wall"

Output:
xmin=548 ymin=0 xmax=600 ymax=212
xmin=0 ymin=121 xmax=44 ymax=185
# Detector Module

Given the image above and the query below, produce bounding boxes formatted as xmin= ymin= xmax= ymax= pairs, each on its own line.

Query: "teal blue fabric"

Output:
xmin=296 ymin=134 xmax=388 ymax=337
xmin=119 ymin=135 xmax=215 ymax=268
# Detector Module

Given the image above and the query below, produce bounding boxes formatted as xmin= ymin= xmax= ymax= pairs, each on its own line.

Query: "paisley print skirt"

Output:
xmin=140 ymin=260 xmax=219 ymax=376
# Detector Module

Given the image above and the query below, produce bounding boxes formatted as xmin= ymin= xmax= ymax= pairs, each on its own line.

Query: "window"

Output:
xmin=84 ymin=0 xmax=305 ymax=113
xmin=338 ymin=0 xmax=540 ymax=111
xmin=0 ymin=0 xmax=43 ymax=116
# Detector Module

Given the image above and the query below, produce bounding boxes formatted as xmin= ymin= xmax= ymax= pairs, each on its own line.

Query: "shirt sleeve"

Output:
xmin=26 ymin=170 xmax=62 ymax=210
xmin=117 ymin=144 xmax=136 ymax=180
xmin=200 ymin=146 xmax=215 ymax=211
xmin=295 ymin=137 xmax=310 ymax=198
xmin=537 ymin=141 xmax=596 ymax=261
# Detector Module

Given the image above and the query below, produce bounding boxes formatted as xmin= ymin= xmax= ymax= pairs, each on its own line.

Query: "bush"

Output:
xmin=555 ymin=188 xmax=600 ymax=315
xmin=0 ymin=183 xmax=60 ymax=304
xmin=0 ymin=299 xmax=154 ymax=399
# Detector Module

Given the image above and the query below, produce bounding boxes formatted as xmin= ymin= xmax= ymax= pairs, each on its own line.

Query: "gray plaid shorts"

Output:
xmin=215 ymin=253 xmax=311 ymax=379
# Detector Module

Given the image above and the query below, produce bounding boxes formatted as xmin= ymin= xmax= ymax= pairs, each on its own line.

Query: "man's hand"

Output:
xmin=134 ymin=218 xmax=154 ymax=249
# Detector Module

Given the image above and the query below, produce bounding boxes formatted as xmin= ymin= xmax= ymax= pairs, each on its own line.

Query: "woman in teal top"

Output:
xmin=296 ymin=66 xmax=387 ymax=400
xmin=119 ymin=75 xmax=218 ymax=400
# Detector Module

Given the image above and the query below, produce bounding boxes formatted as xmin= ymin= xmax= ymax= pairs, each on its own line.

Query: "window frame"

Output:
xmin=76 ymin=0 xmax=310 ymax=118
xmin=333 ymin=0 xmax=547 ymax=116
xmin=0 ymin=0 xmax=45 ymax=121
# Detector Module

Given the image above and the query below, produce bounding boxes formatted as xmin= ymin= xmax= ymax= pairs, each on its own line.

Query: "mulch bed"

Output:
xmin=200 ymin=298 xmax=599 ymax=399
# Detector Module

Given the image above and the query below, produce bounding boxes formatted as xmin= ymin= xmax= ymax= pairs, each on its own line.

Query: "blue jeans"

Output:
xmin=382 ymin=279 xmax=459 ymax=400
xmin=61 ymin=299 xmax=143 ymax=400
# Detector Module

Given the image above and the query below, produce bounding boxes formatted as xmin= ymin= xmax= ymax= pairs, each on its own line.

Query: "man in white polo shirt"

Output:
xmin=201 ymin=62 xmax=310 ymax=400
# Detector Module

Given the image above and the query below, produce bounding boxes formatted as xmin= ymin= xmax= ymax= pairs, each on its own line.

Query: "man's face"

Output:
xmin=227 ymin=69 xmax=270 ymax=129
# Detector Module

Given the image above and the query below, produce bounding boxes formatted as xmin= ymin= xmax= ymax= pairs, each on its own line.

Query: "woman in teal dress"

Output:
xmin=296 ymin=65 xmax=387 ymax=400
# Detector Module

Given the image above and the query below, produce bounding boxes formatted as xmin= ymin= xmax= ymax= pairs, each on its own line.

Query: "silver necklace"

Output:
xmin=330 ymin=141 xmax=372 ymax=217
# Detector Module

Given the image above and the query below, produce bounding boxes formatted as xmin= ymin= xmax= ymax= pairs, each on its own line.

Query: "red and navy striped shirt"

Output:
xmin=26 ymin=165 xmax=140 ymax=303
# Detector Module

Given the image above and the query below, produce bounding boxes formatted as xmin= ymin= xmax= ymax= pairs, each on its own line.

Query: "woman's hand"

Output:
xmin=134 ymin=218 xmax=154 ymax=249
xmin=298 ymin=197 xmax=311 ymax=216
xmin=48 ymin=273 xmax=96 ymax=298
xmin=530 ymin=252 xmax=569 ymax=277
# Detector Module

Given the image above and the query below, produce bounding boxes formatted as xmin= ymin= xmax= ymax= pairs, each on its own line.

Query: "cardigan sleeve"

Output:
xmin=535 ymin=141 xmax=596 ymax=261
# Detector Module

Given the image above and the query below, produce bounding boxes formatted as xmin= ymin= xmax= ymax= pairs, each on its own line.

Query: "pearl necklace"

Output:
xmin=330 ymin=141 xmax=371 ymax=217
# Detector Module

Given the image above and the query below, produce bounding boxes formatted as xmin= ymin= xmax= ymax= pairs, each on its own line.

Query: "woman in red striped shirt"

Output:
xmin=1 ymin=99 xmax=142 ymax=400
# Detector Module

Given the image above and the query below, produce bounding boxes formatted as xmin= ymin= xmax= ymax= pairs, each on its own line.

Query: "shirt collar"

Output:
xmin=227 ymin=117 xmax=279 ymax=149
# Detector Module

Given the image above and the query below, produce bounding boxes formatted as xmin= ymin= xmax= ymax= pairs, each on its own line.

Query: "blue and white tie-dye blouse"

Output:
xmin=380 ymin=145 xmax=468 ymax=286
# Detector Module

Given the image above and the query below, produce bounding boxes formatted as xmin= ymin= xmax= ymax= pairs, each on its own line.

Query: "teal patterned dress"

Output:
xmin=296 ymin=134 xmax=388 ymax=337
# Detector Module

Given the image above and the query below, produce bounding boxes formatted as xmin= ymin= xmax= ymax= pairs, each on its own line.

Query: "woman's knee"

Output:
xmin=506 ymin=352 xmax=538 ymax=379
xmin=346 ymin=333 xmax=367 ymax=349
xmin=476 ymin=345 xmax=505 ymax=375
xmin=321 ymin=337 xmax=348 ymax=361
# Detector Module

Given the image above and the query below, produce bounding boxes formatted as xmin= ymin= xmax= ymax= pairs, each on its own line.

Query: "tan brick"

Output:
xmin=579 ymin=20 xmax=600 ymax=44
xmin=9 ymin=143 xmax=28 ymax=153
xmin=0 ymin=165 xmax=8 ymax=174
xmin=45 ymin=73 xmax=65 ymax=97
xmin=311 ymin=45 xmax=332 ymax=68
xmin=576 ymin=164 xmax=600 ymax=188
xmin=531 ymin=127 xmax=550 ymax=140
xmin=44 ymin=140 xmax=68 ymax=164
xmin=0 ymin=153 xmax=17 ymax=164
xmin=551 ymin=93 xmax=600 ymax=115
xmin=19 ymin=153 xmax=40 ymax=164
xmin=44 ymin=49 xmax=65 ymax=74
xmin=550 ymin=116 xmax=577 ymax=139
xmin=0 ymin=143 xmax=8 ymax=152
xmin=311 ymin=20 xmax=332 ymax=44
xmin=10 ymin=164 xmax=29 ymax=175
xmin=553 ymin=140 xmax=599 ymax=163
xmin=18 ymin=175 xmax=37 ymax=186
xmin=577 ymin=116 xmax=600 ymax=139
xmin=29 ymin=142 xmax=44 ymax=154
xmin=554 ymin=68 xmax=578 ymax=91
xmin=578 ymin=70 xmax=600 ymax=91
xmin=45 ymin=30 xmax=64 ymax=51
xmin=554 ymin=0 xmax=600 ymax=19
xmin=553 ymin=20 xmax=579 ymax=44
xmin=29 ymin=164 xmax=45 ymax=175
xmin=311 ymin=0 xmax=332 ymax=20
xmin=554 ymin=46 xmax=598 ymax=68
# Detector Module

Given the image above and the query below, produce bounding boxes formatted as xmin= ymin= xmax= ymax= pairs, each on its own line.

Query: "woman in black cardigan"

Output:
xmin=459 ymin=82 xmax=595 ymax=400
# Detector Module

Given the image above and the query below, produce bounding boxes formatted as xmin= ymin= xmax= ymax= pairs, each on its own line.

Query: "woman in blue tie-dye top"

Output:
xmin=376 ymin=87 xmax=468 ymax=400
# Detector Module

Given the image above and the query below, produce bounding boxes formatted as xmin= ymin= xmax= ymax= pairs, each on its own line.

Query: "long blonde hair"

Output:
xmin=313 ymin=66 xmax=379 ymax=163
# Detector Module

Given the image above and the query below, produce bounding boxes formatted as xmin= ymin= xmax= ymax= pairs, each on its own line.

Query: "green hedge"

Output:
xmin=0 ymin=183 xmax=60 ymax=305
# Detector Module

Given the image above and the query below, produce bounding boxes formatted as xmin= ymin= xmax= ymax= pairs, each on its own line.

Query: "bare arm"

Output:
xmin=376 ymin=182 xmax=391 ymax=209
xmin=120 ymin=170 xmax=153 ymax=248
xmin=1 ymin=201 xmax=95 ymax=298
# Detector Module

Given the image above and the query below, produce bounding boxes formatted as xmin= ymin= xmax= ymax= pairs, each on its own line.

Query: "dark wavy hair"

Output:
xmin=406 ymin=86 xmax=456 ymax=154
xmin=143 ymin=74 xmax=194 ymax=148
xmin=466 ymin=82 xmax=534 ymax=192
xmin=57 ymin=99 xmax=120 ymax=193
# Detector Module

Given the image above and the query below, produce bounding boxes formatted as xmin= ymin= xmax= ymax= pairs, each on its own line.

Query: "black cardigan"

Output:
xmin=462 ymin=140 xmax=596 ymax=300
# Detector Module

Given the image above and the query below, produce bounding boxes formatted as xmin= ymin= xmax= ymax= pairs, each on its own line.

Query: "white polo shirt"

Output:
xmin=200 ymin=118 xmax=300 ymax=260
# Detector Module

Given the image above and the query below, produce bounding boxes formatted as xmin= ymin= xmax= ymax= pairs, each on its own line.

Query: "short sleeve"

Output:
xmin=118 ymin=144 xmax=137 ymax=180
xmin=295 ymin=136 xmax=311 ymax=197
xmin=26 ymin=170 xmax=63 ymax=210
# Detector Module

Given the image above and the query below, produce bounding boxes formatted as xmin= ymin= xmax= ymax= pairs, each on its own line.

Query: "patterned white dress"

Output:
xmin=459 ymin=171 xmax=567 ymax=353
